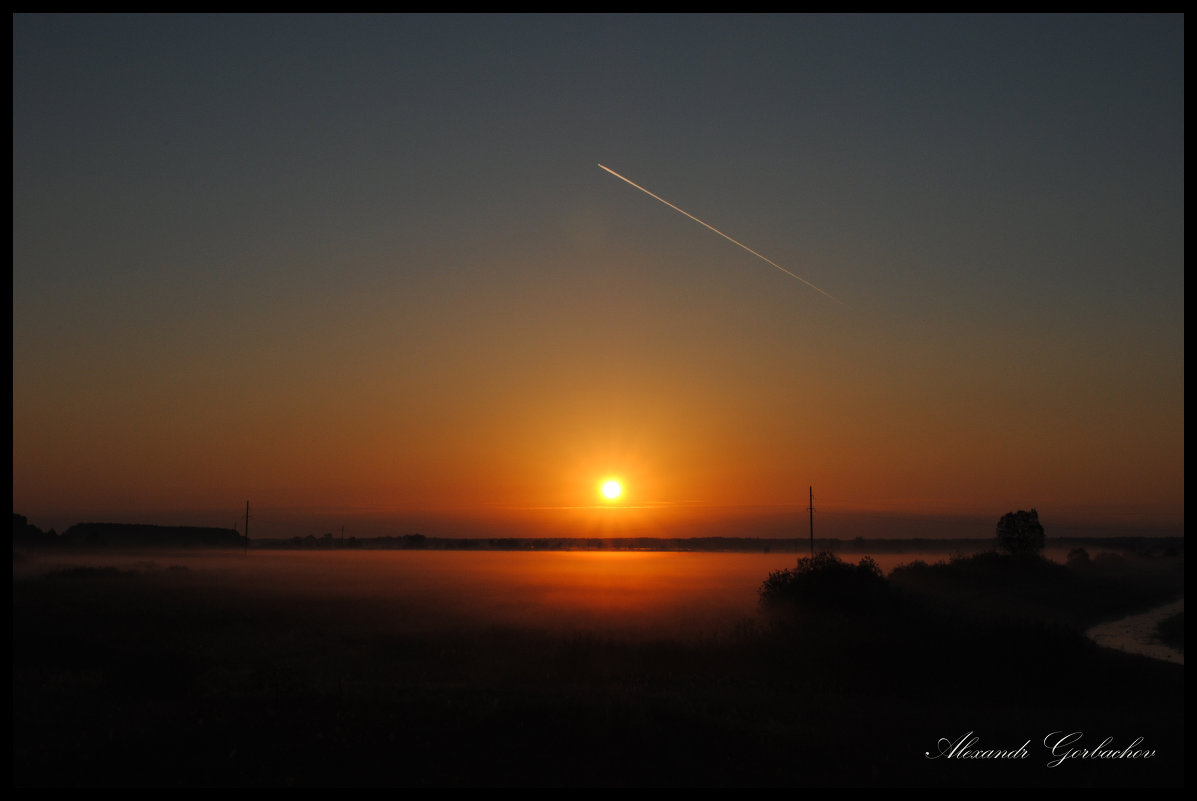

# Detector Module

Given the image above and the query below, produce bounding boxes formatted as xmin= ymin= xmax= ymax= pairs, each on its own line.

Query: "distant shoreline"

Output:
xmin=15 ymin=532 xmax=1184 ymax=556
xmin=254 ymin=534 xmax=1187 ymax=553
xmin=242 ymin=534 xmax=1189 ymax=555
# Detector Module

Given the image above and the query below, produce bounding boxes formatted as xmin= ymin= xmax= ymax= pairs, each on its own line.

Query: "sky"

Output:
xmin=13 ymin=14 xmax=1184 ymax=539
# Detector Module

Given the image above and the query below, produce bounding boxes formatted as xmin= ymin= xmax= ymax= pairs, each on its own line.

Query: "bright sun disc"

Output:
xmin=601 ymin=480 xmax=623 ymax=500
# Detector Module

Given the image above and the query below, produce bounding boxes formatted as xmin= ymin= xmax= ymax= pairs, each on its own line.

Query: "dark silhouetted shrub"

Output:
xmin=759 ymin=552 xmax=888 ymax=611
xmin=1092 ymin=551 xmax=1127 ymax=567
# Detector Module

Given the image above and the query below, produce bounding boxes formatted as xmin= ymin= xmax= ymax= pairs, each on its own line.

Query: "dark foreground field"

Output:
xmin=12 ymin=550 xmax=1184 ymax=787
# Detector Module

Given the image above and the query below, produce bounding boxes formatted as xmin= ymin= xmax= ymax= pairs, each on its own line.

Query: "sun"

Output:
xmin=600 ymin=479 xmax=623 ymax=502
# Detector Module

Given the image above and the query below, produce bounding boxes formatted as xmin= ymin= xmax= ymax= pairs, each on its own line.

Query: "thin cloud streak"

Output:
xmin=598 ymin=163 xmax=841 ymax=303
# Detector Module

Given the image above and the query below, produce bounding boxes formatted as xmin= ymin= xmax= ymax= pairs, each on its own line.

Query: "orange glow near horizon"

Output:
xmin=9 ymin=220 xmax=1185 ymax=536
xmin=11 ymin=17 xmax=1184 ymax=544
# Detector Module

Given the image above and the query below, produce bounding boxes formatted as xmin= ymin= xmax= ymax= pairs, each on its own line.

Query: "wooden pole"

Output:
xmin=808 ymin=486 xmax=814 ymax=557
xmin=244 ymin=500 xmax=250 ymax=555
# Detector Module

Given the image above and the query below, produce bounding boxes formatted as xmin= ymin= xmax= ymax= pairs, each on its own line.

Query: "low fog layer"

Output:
xmin=13 ymin=545 xmax=1107 ymax=641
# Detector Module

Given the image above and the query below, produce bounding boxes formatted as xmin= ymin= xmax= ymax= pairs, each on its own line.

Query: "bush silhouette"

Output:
xmin=759 ymin=552 xmax=887 ymax=611
xmin=995 ymin=509 xmax=1045 ymax=556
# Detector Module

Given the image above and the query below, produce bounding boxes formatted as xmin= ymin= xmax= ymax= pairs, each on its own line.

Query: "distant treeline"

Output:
xmin=14 ymin=514 xmax=1182 ymax=555
xmin=255 ymin=532 xmax=1184 ymax=556
xmin=13 ymin=515 xmax=243 ymax=549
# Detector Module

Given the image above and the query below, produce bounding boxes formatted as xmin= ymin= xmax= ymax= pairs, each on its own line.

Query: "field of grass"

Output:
xmin=12 ymin=549 xmax=1184 ymax=787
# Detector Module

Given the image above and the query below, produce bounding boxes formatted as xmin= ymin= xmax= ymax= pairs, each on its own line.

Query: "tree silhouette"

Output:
xmin=995 ymin=509 xmax=1045 ymax=556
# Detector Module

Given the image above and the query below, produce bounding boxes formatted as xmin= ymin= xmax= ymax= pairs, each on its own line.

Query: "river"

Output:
xmin=1085 ymin=597 xmax=1184 ymax=665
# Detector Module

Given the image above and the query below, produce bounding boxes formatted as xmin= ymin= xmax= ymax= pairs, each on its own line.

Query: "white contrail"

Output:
xmin=598 ymin=163 xmax=839 ymax=302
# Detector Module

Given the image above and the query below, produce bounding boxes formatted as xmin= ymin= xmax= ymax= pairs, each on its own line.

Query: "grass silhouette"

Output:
xmin=12 ymin=549 xmax=1184 ymax=787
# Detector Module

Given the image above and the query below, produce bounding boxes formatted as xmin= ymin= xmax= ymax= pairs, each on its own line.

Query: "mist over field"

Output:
xmin=14 ymin=541 xmax=1184 ymax=787
xmin=12 ymin=544 xmax=1175 ymax=638
xmin=14 ymin=549 xmax=873 ymax=638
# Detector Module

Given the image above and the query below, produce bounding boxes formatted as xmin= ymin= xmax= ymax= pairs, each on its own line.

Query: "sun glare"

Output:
xmin=600 ymin=479 xmax=623 ymax=501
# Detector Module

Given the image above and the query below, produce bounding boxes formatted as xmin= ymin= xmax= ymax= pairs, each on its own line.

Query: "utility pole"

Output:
xmin=808 ymin=486 xmax=815 ymax=558
xmin=244 ymin=500 xmax=250 ymax=556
